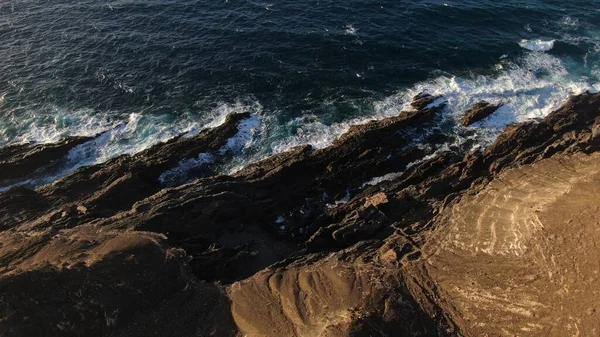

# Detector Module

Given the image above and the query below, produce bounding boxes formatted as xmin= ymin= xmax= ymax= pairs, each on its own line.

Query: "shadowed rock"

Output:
xmin=0 ymin=92 xmax=599 ymax=336
xmin=0 ymin=226 xmax=236 ymax=337
xmin=0 ymin=112 xmax=251 ymax=228
xmin=411 ymin=92 xmax=443 ymax=110
xmin=461 ymin=101 xmax=503 ymax=126
xmin=0 ymin=136 xmax=93 ymax=182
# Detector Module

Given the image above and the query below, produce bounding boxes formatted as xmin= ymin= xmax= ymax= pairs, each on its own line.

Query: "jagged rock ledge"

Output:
xmin=461 ymin=100 xmax=503 ymax=126
xmin=0 ymin=92 xmax=599 ymax=336
xmin=0 ymin=136 xmax=92 ymax=183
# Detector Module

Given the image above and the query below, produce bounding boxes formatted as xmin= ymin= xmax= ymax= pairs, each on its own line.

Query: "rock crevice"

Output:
xmin=1 ymin=92 xmax=600 ymax=336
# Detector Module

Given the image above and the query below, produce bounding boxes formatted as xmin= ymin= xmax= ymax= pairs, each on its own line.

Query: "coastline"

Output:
xmin=1 ymin=92 xmax=600 ymax=336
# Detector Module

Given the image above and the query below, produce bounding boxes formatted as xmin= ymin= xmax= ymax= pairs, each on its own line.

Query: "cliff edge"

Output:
xmin=1 ymin=92 xmax=599 ymax=336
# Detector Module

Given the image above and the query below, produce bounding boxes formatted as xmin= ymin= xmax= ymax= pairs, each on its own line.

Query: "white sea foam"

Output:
xmin=560 ymin=16 xmax=579 ymax=29
xmin=0 ymin=179 xmax=33 ymax=193
xmin=335 ymin=190 xmax=351 ymax=205
xmin=265 ymin=51 xmax=595 ymax=159
xmin=2 ymin=48 xmax=598 ymax=190
xmin=158 ymin=113 xmax=263 ymax=184
xmin=158 ymin=152 xmax=215 ymax=186
xmin=58 ymin=111 xmax=199 ymax=174
xmin=361 ymin=172 xmax=403 ymax=188
xmin=0 ymin=107 xmax=117 ymax=146
xmin=220 ymin=114 xmax=262 ymax=155
xmin=270 ymin=116 xmax=355 ymax=154
xmin=0 ymin=101 xmax=261 ymax=188
xmin=519 ymin=39 xmax=555 ymax=52
xmin=190 ymin=100 xmax=262 ymax=135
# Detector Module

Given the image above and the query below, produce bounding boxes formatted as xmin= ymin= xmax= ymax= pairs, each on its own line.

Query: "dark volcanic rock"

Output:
xmin=461 ymin=101 xmax=503 ymax=126
xmin=0 ymin=92 xmax=600 ymax=336
xmin=0 ymin=112 xmax=251 ymax=228
xmin=411 ymin=92 xmax=442 ymax=110
xmin=0 ymin=136 xmax=93 ymax=182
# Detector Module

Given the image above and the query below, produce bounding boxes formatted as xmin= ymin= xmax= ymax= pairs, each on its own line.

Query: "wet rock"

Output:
xmin=0 ymin=92 xmax=599 ymax=336
xmin=0 ymin=136 xmax=93 ymax=182
xmin=461 ymin=101 xmax=503 ymax=126
xmin=411 ymin=92 xmax=442 ymax=111
xmin=0 ymin=112 xmax=251 ymax=228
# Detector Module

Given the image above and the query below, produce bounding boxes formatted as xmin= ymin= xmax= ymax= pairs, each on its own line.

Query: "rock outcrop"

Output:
xmin=461 ymin=101 xmax=503 ymax=126
xmin=0 ymin=136 xmax=93 ymax=182
xmin=1 ymin=92 xmax=599 ymax=336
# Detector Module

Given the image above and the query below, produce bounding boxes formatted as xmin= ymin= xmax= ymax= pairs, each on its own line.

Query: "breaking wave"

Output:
xmin=519 ymin=39 xmax=555 ymax=52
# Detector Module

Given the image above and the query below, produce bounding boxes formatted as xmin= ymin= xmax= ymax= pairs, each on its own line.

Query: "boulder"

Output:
xmin=461 ymin=101 xmax=503 ymax=126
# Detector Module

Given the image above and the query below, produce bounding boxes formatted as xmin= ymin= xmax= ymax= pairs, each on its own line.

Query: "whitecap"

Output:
xmin=270 ymin=115 xmax=354 ymax=154
xmin=154 ymin=112 xmax=261 ymax=186
xmin=0 ymin=107 xmax=117 ymax=146
xmin=0 ymin=101 xmax=263 ymax=189
xmin=3 ymin=43 xmax=597 ymax=191
xmin=519 ymin=39 xmax=555 ymax=52
xmin=560 ymin=16 xmax=579 ymax=29
xmin=262 ymin=51 xmax=595 ymax=159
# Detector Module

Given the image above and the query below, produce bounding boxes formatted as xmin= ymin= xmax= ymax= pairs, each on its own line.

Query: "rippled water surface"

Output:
xmin=1 ymin=0 xmax=599 ymax=184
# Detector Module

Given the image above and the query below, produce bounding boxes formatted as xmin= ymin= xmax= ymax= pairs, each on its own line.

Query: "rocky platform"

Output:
xmin=1 ymin=92 xmax=600 ymax=336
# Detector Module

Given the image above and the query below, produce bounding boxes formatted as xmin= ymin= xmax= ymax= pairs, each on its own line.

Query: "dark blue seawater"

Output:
xmin=1 ymin=0 xmax=599 ymax=186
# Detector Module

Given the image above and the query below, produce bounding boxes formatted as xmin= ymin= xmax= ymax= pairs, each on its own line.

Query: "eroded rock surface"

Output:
xmin=409 ymin=152 xmax=600 ymax=336
xmin=461 ymin=101 xmax=503 ymax=126
xmin=0 ymin=92 xmax=599 ymax=336
xmin=0 ymin=136 xmax=93 ymax=182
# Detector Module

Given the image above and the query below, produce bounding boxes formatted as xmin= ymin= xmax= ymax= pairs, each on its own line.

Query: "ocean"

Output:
xmin=1 ymin=0 xmax=599 ymax=187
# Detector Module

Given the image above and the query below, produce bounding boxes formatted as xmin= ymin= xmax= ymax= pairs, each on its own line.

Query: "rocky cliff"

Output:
xmin=1 ymin=92 xmax=599 ymax=336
